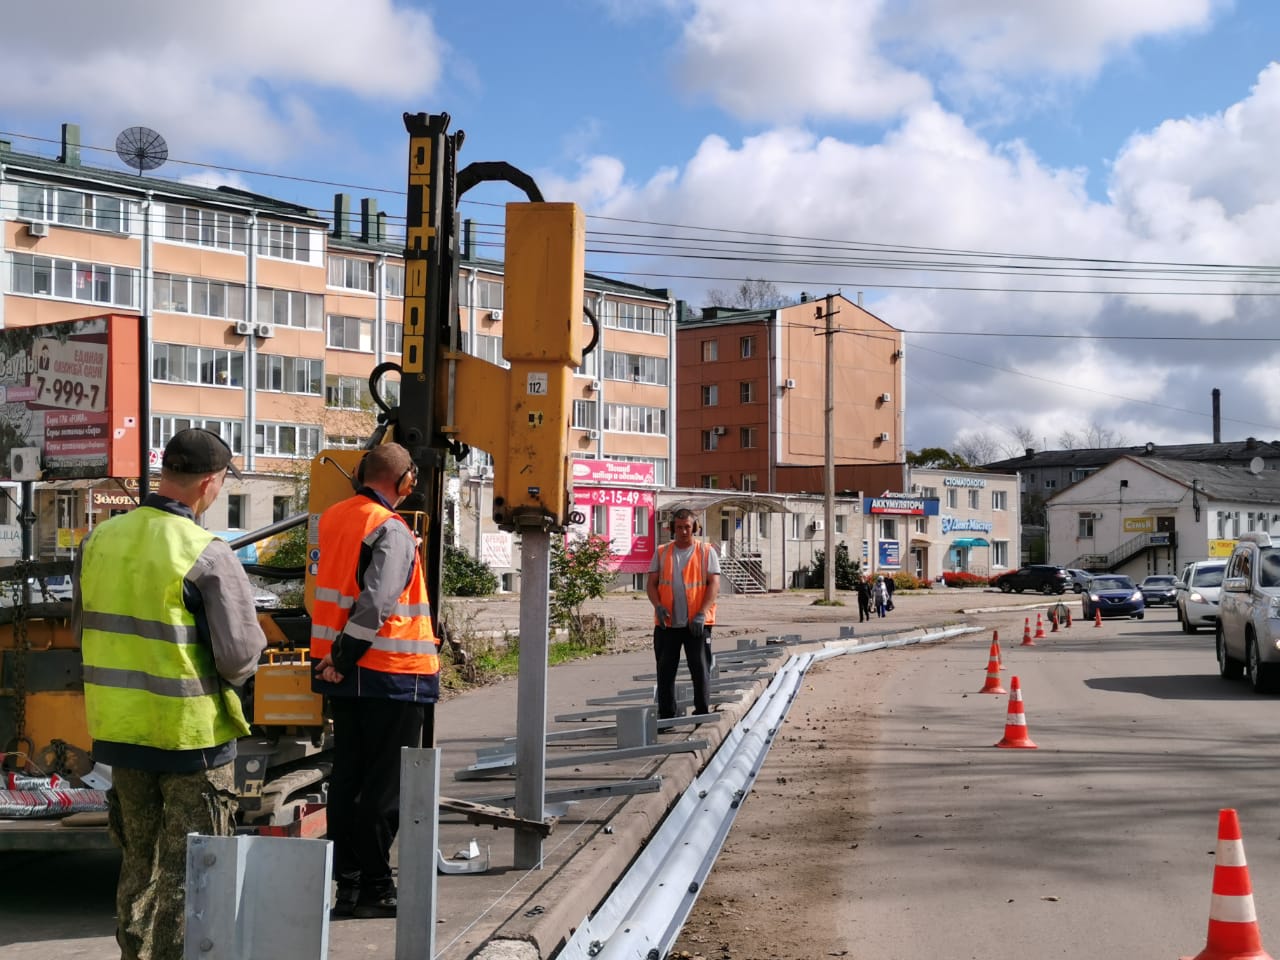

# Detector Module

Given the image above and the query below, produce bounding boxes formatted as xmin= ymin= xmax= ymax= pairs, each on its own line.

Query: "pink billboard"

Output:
xmin=571 ymin=458 xmax=656 ymax=485
xmin=571 ymin=484 xmax=656 ymax=574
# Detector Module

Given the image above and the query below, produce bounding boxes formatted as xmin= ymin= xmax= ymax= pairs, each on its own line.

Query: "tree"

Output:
xmin=1059 ymin=421 xmax=1127 ymax=450
xmin=443 ymin=544 xmax=498 ymax=596
xmin=906 ymin=447 xmax=972 ymax=469
xmin=953 ymin=432 xmax=1003 ymax=467
xmin=549 ymin=534 xmax=618 ymax=643
xmin=704 ymin=278 xmax=792 ymax=310
xmin=810 ymin=543 xmax=861 ymax=590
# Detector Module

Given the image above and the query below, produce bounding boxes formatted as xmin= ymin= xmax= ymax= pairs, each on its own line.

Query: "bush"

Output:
xmin=892 ymin=572 xmax=927 ymax=591
xmin=443 ymin=544 xmax=499 ymax=596
xmin=941 ymin=570 xmax=991 ymax=589
xmin=810 ymin=543 xmax=861 ymax=590
xmin=550 ymin=535 xmax=618 ymax=644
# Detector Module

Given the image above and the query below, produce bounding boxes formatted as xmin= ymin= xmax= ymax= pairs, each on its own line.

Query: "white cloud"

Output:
xmin=0 ymin=0 xmax=443 ymax=162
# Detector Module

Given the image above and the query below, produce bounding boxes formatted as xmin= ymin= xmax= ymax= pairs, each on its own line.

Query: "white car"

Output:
xmin=1176 ymin=559 xmax=1226 ymax=634
xmin=1217 ymin=533 xmax=1280 ymax=692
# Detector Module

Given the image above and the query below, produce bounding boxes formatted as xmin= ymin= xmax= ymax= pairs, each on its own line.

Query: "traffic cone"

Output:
xmin=978 ymin=641 xmax=1006 ymax=694
xmin=1050 ymin=610 xmax=1059 ymax=633
xmin=1180 ymin=808 xmax=1273 ymax=960
xmin=1094 ymin=608 xmax=1102 ymax=628
xmin=1021 ymin=617 xmax=1035 ymax=647
xmin=1066 ymin=608 xmax=1073 ymax=628
xmin=994 ymin=676 xmax=1037 ymax=748
xmin=993 ymin=629 xmax=1003 ymax=668
xmin=1034 ymin=613 xmax=1046 ymax=639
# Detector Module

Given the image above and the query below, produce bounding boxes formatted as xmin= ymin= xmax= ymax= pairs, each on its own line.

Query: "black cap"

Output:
xmin=162 ymin=429 xmax=242 ymax=479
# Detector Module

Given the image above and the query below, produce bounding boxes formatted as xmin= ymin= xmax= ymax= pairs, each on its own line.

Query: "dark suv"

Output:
xmin=991 ymin=564 xmax=1068 ymax=595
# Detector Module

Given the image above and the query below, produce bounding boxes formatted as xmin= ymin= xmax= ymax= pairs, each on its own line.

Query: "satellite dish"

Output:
xmin=1249 ymin=456 xmax=1264 ymax=475
xmin=115 ymin=126 xmax=168 ymax=174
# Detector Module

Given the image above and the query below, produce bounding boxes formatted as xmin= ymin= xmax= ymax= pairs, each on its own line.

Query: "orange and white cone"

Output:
xmin=994 ymin=676 xmax=1037 ymax=748
xmin=978 ymin=641 xmax=1006 ymax=694
xmin=1021 ymin=617 xmax=1036 ymax=647
xmin=1094 ymin=608 xmax=1103 ymax=628
xmin=992 ymin=629 xmax=1003 ymax=668
xmin=1181 ymin=808 xmax=1273 ymax=960
xmin=1034 ymin=613 xmax=1046 ymax=639
xmin=1050 ymin=610 xmax=1060 ymax=632
xmin=1066 ymin=608 xmax=1073 ymax=628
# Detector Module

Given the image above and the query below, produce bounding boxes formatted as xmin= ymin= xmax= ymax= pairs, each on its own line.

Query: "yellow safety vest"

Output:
xmin=80 ymin=507 xmax=250 ymax=751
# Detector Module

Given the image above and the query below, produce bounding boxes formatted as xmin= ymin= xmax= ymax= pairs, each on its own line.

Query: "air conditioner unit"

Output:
xmin=9 ymin=447 xmax=40 ymax=482
xmin=713 ymin=426 xmax=727 ymax=436
xmin=489 ymin=308 xmax=503 ymax=321
xmin=878 ymin=432 xmax=891 ymax=441
xmin=783 ymin=378 xmax=796 ymax=389
xmin=880 ymin=392 xmax=893 ymax=402
xmin=256 ymin=323 xmax=274 ymax=338
xmin=234 ymin=320 xmax=254 ymax=336
xmin=812 ymin=519 xmax=824 ymax=531
xmin=25 ymin=221 xmax=49 ymax=238
xmin=588 ymin=380 xmax=601 ymax=392
xmin=587 ymin=429 xmax=600 ymax=440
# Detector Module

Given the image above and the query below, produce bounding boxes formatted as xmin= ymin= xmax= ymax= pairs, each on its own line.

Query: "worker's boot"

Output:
xmin=331 ymin=871 xmax=361 ymax=920
xmin=352 ymin=880 xmax=397 ymax=919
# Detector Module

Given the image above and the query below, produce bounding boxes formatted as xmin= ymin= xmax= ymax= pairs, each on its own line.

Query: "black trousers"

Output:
xmin=327 ymin=697 xmax=430 ymax=887
xmin=653 ymin=625 xmax=713 ymax=719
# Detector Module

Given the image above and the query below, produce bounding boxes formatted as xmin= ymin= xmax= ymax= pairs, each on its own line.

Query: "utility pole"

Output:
xmin=822 ymin=294 xmax=837 ymax=602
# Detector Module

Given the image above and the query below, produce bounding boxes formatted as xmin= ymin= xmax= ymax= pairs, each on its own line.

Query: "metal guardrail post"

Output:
xmin=396 ymin=747 xmax=440 ymax=960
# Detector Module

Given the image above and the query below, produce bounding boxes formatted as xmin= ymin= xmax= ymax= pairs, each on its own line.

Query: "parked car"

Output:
xmin=1064 ymin=568 xmax=1093 ymax=593
xmin=1176 ymin=559 xmax=1226 ymax=634
xmin=1216 ymin=533 xmax=1280 ymax=692
xmin=990 ymin=564 xmax=1068 ymax=595
xmin=1082 ymin=574 xmax=1145 ymax=620
xmin=1138 ymin=575 xmax=1179 ymax=606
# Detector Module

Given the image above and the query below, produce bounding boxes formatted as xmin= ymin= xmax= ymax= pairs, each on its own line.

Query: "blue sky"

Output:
xmin=4 ymin=0 xmax=1280 ymax=459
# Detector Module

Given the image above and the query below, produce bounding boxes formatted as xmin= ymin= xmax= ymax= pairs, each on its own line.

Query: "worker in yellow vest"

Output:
xmin=646 ymin=508 xmax=720 ymax=718
xmin=76 ymin=428 xmax=266 ymax=960
xmin=311 ymin=442 xmax=439 ymax=920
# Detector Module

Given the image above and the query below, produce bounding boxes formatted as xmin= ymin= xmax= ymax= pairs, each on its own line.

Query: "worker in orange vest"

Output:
xmin=646 ymin=508 xmax=721 ymax=718
xmin=311 ymin=443 xmax=440 ymax=920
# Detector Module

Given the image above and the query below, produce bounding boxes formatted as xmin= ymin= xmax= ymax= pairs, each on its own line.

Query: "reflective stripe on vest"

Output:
xmin=654 ymin=541 xmax=718 ymax=626
xmin=309 ymin=495 xmax=439 ymax=677
xmin=80 ymin=507 xmax=251 ymax=751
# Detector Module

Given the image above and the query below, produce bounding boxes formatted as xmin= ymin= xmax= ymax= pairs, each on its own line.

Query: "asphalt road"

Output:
xmin=678 ymin=602 xmax=1280 ymax=959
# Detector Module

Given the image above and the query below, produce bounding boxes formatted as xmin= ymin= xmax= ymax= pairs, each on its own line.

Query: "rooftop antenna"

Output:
xmin=114 ymin=126 xmax=168 ymax=175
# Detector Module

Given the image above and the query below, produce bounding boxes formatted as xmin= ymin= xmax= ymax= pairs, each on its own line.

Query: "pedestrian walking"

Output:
xmin=855 ymin=576 xmax=872 ymax=622
xmin=874 ymin=576 xmax=889 ymax=617
xmin=885 ymin=575 xmax=896 ymax=612
xmin=311 ymin=442 xmax=441 ymax=920
xmin=646 ymin=508 xmax=720 ymax=719
xmin=75 ymin=428 xmax=267 ymax=960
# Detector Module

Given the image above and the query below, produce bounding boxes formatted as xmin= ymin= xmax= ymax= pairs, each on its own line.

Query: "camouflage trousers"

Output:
xmin=107 ymin=764 xmax=238 ymax=960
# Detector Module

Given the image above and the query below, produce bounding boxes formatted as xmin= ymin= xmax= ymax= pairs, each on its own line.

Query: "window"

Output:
xmin=759 ymin=512 xmax=770 ymax=538
xmin=256 ymin=355 xmax=322 ymax=396
xmin=879 ymin=517 xmax=897 ymax=541
xmin=19 ymin=184 xmax=132 ymax=233
xmin=1078 ymin=513 xmax=1095 ymax=538
xmin=165 ymin=205 xmax=248 ymax=251
xmin=740 ymin=336 xmax=756 ymax=358
xmin=385 ymin=264 xmax=405 ymax=298
xmin=152 ymin=416 xmax=243 ymax=455
xmin=152 ymin=344 xmax=245 ymax=387
xmin=740 ymin=427 xmax=758 ymax=448
xmin=153 ymin=274 xmax=246 ymax=321
xmin=258 ymin=288 xmax=323 ymax=330
xmin=633 ymin=505 xmax=650 ymax=537
xmin=325 ymin=374 xmax=399 ymax=410
xmin=255 ymin=422 xmax=322 ymax=459
xmin=385 ymin=321 xmax=403 ymax=355
xmin=572 ymin=400 xmax=598 ymax=429
xmin=273 ymin=496 xmax=292 ymax=523
xmin=741 ymin=473 xmax=758 ymax=491
xmin=920 ymin=486 xmax=938 ymax=499
xmin=914 ymin=517 xmax=928 ymax=533
xmin=600 ymin=350 xmax=669 ymax=386
xmin=992 ymin=490 xmax=1008 ymax=511
xmin=602 ymin=404 xmax=667 ymax=435
xmin=1045 ymin=479 xmax=1058 ymax=490
xmin=701 ymin=340 xmax=718 ymax=362
xmin=258 ymin=221 xmax=312 ymax=262
xmin=993 ymin=540 xmax=1009 ymax=567
xmin=701 ymin=475 xmax=719 ymax=489
xmin=835 ymin=514 xmax=846 ymax=534
xmin=947 ymin=489 xmax=958 ymax=509
xmin=226 ymin=494 xmax=245 ymax=529
xmin=599 ymin=299 xmax=665 ymax=334
xmin=1069 ymin=468 xmax=1096 ymax=483
xmin=475 ymin=278 xmax=504 ymax=310
xmin=327 ymin=315 xmax=375 ymax=351
xmin=739 ymin=381 xmax=756 ymax=403
xmin=11 ymin=254 xmax=137 ymax=307
xmin=968 ymin=489 xmax=980 ymax=510
xmin=702 ymin=430 xmax=719 ymax=451
xmin=702 ymin=384 xmax=718 ymax=406
xmin=327 ymin=255 xmax=375 ymax=292
xmin=791 ymin=514 xmax=804 ymax=539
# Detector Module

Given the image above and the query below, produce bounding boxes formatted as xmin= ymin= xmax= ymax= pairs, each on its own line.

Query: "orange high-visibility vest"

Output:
xmin=310 ymin=496 xmax=439 ymax=677
xmin=654 ymin=541 xmax=717 ymax=626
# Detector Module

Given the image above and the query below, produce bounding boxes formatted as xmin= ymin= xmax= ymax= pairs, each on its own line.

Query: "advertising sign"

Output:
xmin=571 ymin=485 xmax=656 ymax=573
xmin=1124 ymin=516 xmax=1155 ymax=534
xmin=1209 ymin=539 xmax=1236 ymax=557
xmin=571 ymin=458 xmax=656 ymax=485
xmin=482 ymin=532 xmax=513 ymax=568
xmin=864 ymin=495 xmax=940 ymax=516
xmin=0 ymin=315 xmax=142 ymax=480
xmin=878 ymin=540 xmax=901 ymax=568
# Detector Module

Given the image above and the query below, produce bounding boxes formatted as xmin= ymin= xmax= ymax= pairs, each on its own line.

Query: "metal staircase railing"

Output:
xmin=1070 ymin=532 xmax=1163 ymax=572
xmin=717 ymin=546 xmax=767 ymax=594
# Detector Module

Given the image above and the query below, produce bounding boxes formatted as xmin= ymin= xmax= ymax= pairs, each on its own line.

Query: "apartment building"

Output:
xmin=0 ymin=123 xmax=673 ymax=563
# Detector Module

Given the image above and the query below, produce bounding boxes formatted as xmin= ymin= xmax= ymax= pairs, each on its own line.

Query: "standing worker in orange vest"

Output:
xmin=646 ymin=508 xmax=721 ymax=718
xmin=311 ymin=443 xmax=440 ymax=920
